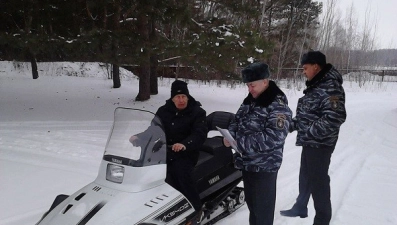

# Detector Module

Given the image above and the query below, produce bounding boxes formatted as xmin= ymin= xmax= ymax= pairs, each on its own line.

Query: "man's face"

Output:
xmin=172 ymin=94 xmax=188 ymax=110
xmin=302 ymin=64 xmax=320 ymax=81
xmin=246 ymin=79 xmax=269 ymax=99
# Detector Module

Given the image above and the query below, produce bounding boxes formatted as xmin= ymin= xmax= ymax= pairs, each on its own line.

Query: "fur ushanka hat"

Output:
xmin=241 ymin=62 xmax=271 ymax=83
xmin=301 ymin=51 xmax=326 ymax=67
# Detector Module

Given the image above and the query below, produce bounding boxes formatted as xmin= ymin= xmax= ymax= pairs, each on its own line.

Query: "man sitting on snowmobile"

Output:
xmin=130 ymin=80 xmax=208 ymax=215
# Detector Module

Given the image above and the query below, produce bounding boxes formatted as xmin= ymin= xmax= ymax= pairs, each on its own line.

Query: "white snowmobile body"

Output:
xmin=37 ymin=108 xmax=244 ymax=225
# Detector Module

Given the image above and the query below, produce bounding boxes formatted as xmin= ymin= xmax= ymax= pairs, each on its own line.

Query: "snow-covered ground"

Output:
xmin=1 ymin=61 xmax=396 ymax=225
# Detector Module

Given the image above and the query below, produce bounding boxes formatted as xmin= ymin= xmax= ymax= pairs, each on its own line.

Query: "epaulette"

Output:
xmin=277 ymin=98 xmax=285 ymax=105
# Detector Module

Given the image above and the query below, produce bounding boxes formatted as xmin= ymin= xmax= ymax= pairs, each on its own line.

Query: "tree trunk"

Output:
xmin=112 ymin=64 xmax=121 ymax=88
xmin=136 ymin=56 xmax=151 ymax=101
xmin=112 ymin=0 xmax=121 ymax=89
xmin=23 ymin=1 xmax=38 ymax=79
xmin=31 ymin=56 xmax=39 ymax=79
xmin=112 ymin=39 xmax=121 ymax=88
xmin=135 ymin=4 xmax=151 ymax=101
xmin=149 ymin=18 xmax=158 ymax=95
xmin=150 ymin=54 xmax=158 ymax=95
xmin=27 ymin=49 xmax=38 ymax=79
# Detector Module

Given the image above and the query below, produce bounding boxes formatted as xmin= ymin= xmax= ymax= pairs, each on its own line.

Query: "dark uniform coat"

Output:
xmin=291 ymin=63 xmax=347 ymax=147
xmin=228 ymin=80 xmax=292 ymax=173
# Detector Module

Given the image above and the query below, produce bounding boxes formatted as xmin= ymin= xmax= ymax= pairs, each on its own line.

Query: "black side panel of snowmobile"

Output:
xmin=193 ymin=138 xmax=242 ymax=199
xmin=191 ymin=111 xmax=242 ymax=201
xmin=197 ymin=168 xmax=242 ymax=200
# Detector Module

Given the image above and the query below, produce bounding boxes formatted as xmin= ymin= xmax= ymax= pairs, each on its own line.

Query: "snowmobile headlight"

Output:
xmin=106 ymin=164 xmax=124 ymax=184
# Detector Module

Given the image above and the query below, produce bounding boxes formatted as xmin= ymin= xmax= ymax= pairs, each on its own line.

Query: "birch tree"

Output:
xmin=344 ymin=3 xmax=358 ymax=70
xmin=316 ymin=0 xmax=338 ymax=52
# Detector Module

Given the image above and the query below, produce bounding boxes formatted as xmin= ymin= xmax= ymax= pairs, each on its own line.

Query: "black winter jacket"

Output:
xmin=156 ymin=96 xmax=207 ymax=164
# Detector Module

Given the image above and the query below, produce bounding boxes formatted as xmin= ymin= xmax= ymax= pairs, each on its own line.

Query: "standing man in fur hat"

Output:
xmin=280 ymin=51 xmax=346 ymax=225
xmin=224 ymin=62 xmax=292 ymax=225
xmin=130 ymin=80 xmax=207 ymax=217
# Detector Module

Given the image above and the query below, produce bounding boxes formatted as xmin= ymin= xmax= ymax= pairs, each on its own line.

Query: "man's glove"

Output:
xmin=289 ymin=117 xmax=297 ymax=133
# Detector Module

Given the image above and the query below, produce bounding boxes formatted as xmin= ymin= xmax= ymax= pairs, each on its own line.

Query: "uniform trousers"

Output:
xmin=295 ymin=145 xmax=334 ymax=225
xmin=243 ymin=170 xmax=278 ymax=225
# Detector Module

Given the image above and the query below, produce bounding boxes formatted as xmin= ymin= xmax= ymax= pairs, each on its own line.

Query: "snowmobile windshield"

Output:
xmin=103 ymin=108 xmax=167 ymax=167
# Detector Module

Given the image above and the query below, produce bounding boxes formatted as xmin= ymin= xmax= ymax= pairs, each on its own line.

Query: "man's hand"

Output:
xmin=172 ymin=143 xmax=186 ymax=152
xmin=289 ymin=117 xmax=297 ymax=133
xmin=223 ymin=138 xmax=231 ymax=147
xmin=129 ymin=136 xmax=138 ymax=146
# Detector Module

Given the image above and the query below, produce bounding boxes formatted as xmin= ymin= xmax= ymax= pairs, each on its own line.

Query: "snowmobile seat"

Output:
xmin=196 ymin=111 xmax=235 ymax=167
xmin=196 ymin=137 xmax=229 ymax=167
xmin=202 ymin=111 xmax=235 ymax=152
xmin=206 ymin=111 xmax=235 ymax=131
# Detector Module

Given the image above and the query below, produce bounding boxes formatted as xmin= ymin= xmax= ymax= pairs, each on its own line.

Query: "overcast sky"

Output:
xmin=317 ymin=0 xmax=397 ymax=49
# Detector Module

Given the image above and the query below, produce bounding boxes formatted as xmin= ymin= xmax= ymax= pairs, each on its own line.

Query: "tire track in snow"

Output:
xmin=330 ymin=99 xmax=397 ymax=224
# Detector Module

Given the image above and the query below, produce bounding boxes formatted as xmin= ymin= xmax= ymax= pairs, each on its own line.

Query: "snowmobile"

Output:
xmin=36 ymin=107 xmax=244 ymax=225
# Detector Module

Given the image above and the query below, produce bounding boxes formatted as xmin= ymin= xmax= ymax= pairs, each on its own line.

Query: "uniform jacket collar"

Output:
xmin=243 ymin=80 xmax=286 ymax=107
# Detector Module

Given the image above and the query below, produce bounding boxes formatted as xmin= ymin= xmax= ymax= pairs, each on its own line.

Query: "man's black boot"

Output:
xmin=280 ymin=206 xmax=308 ymax=218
